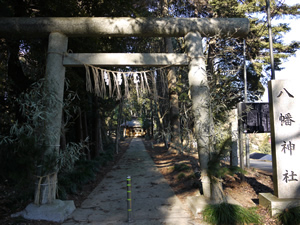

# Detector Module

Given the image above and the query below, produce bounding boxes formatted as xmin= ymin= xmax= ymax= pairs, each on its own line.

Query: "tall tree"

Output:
xmin=161 ymin=0 xmax=181 ymax=152
xmin=201 ymin=0 xmax=300 ymax=201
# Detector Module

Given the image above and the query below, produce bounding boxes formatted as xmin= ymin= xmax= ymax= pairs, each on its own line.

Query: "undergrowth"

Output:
xmin=277 ymin=206 xmax=300 ymax=225
xmin=173 ymin=163 xmax=191 ymax=172
xmin=58 ymin=144 xmax=115 ymax=199
xmin=202 ymin=202 xmax=261 ymax=225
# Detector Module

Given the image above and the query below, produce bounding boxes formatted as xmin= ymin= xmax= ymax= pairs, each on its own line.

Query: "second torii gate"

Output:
xmin=0 ymin=17 xmax=249 ymax=204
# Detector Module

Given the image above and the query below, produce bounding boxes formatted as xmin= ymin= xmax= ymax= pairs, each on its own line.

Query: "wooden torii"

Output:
xmin=0 ymin=17 xmax=249 ymax=204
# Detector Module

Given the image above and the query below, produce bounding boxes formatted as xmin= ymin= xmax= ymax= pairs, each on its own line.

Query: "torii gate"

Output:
xmin=0 ymin=17 xmax=249 ymax=204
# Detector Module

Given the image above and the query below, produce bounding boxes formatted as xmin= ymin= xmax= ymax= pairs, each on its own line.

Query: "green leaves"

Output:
xmin=277 ymin=206 xmax=300 ymax=225
xmin=203 ymin=202 xmax=261 ymax=225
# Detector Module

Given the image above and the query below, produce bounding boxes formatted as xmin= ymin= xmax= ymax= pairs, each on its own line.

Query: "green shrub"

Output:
xmin=187 ymin=173 xmax=196 ymax=179
xmin=277 ymin=206 xmax=300 ymax=225
xmin=0 ymin=135 xmax=42 ymax=188
xmin=177 ymin=172 xmax=186 ymax=180
xmin=58 ymin=175 xmax=78 ymax=196
xmin=58 ymin=160 xmax=97 ymax=195
xmin=202 ymin=202 xmax=261 ymax=225
xmin=57 ymin=144 xmax=116 ymax=197
xmin=174 ymin=163 xmax=191 ymax=172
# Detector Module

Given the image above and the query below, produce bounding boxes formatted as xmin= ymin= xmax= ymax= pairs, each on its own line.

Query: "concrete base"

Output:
xmin=187 ymin=195 xmax=242 ymax=217
xmin=11 ymin=199 xmax=76 ymax=223
xmin=259 ymin=193 xmax=300 ymax=216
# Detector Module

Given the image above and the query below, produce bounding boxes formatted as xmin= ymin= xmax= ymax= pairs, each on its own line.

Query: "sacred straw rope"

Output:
xmin=47 ymin=51 xmax=180 ymax=100
xmin=34 ymin=172 xmax=57 ymax=205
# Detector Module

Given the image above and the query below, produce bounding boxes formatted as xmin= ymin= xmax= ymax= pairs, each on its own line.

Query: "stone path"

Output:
xmin=63 ymin=138 xmax=201 ymax=225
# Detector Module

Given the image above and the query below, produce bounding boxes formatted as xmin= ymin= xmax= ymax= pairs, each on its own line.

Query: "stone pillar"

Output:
xmin=269 ymin=80 xmax=300 ymax=198
xmin=185 ymin=32 xmax=212 ymax=198
xmin=34 ymin=32 xmax=68 ymax=205
xmin=260 ymin=80 xmax=300 ymax=216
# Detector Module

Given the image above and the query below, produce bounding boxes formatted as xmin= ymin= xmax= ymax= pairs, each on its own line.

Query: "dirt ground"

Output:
xmin=1 ymin=138 xmax=278 ymax=224
xmin=143 ymin=139 xmax=277 ymax=225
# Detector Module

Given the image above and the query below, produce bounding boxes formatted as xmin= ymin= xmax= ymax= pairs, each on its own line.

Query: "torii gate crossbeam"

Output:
xmin=63 ymin=53 xmax=189 ymax=67
xmin=0 ymin=17 xmax=249 ymax=38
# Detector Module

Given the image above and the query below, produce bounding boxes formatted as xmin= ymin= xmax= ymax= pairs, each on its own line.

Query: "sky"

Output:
xmin=261 ymin=0 xmax=300 ymax=102
xmin=274 ymin=16 xmax=300 ymax=80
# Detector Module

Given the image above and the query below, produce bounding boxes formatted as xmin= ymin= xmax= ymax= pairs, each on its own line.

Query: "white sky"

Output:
xmin=275 ymin=17 xmax=300 ymax=80
xmin=260 ymin=0 xmax=300 ymax=101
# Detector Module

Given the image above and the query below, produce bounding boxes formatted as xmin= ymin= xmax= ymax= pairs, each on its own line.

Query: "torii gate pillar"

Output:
xmin=185 ymin=32 xmax=212 ymax=198
xmin=44 ymin=32 xmax=68 ymax=153
xmin=35 ymin=32 xmax=68 ymax=205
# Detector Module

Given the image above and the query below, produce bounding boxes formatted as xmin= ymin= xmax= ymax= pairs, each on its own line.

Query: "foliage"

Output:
xmin=208 ymin=130 xmax=245 ymax=181
xmin=58 ymin=161 xmax=97 ymax=196
xmin=1 ymin=80 xmax=51 ymax=144
xmin=0 ymin=136 xmax=42 ymax=186
xmin=57 ymin=138 xmax=89 ymax=172
xmin=177 ymin=172 xmax=186 ymax=180
xmin=98 ymin=143 xmax=115 ymax=163
xmin=204 ymin=1 xmax=300 ymax=106
xmin=202 ymin=202 xmax=261 ymax=225
xmin=0 ymin=80 xmax=55 ymax=182
xmin=258 ymin=134 xmax=271 ymax=154
xmin=58 ymin=143 xmax=115 ymax=199
xmin=277 ymin=206 xmax=300 ymax=225
xmin=173 ymin=163 xmax=191 ymax=172
xmin=0 ymin=79 xmax=85 ymax=183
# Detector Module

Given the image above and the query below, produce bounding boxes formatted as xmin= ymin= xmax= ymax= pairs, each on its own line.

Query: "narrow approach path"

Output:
xmin=63 ymin=138 xmax=200 ymax=225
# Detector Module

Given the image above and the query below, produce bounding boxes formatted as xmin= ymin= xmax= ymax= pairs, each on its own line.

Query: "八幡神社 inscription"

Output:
xmin=283 ymin=170 xmax=298 ymax=183
xmin=281 ymin=141 xmax=295 ymax=155
xmin=268 ymin=80 xmax=300 ymax=198
xmin=279 ymin=113 xmax=295 ymax=126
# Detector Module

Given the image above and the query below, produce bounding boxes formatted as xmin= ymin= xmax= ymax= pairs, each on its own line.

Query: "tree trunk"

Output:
xmin=7 ymin=40 xmax=31 ymax=96
xmin=206 ymin=39 xmax=216 ymax=83
xmin=60 ymin=112 xmax=66 ymax=152
xmin=154 ymin=68 xmax=168 ymax=145
xmin=7 ymin=40 xmax=32 ymax=123
xmin=150 ymin=98 xmax=154 ymax=138
xmin=165 ymin=37 xmax=181 ymax=153
xmin=98 ymin=117 xmax=103 ymax=153
xmin=161 ymin=0 xmax=181 ymax=152
xmin=116 ymin=99 xmax=124 ymax=154
xmin=93 ymin=96 xmax=101 ymax=158
xmin=76 ymin=108 xmax=84 ymax=143
xmin=82 ymin=111 xmax=91 ymax=160
xmin=101 ymin=116 xmax=110 ymax=146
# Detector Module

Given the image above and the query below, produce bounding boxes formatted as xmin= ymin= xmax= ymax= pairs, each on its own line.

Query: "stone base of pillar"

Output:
xmin=259 ymin=193 xmax=300 ymax=216
xmin=187 ymin=195 xmax=241 ymax=217
xmin=11 ymin=199 xmax=75 ymax=223
xmin=201 ymin=175 xmax=211 ymax=198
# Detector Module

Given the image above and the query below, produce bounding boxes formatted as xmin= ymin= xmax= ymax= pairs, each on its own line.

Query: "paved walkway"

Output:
xmin=63 ymin=138 xmax=200 ymax=225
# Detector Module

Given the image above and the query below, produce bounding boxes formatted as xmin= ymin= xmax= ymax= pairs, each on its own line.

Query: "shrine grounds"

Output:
xmin=2 ymin=137 xmax=279 ymax=224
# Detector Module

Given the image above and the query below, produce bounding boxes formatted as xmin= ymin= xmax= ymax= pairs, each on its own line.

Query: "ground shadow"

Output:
xmin=245 ymin=176 xmax=274 ymax=195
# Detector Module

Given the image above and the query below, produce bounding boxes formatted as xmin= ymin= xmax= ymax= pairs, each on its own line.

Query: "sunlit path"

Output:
xmin=63 ymin=138 xmax=201 ymax=225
